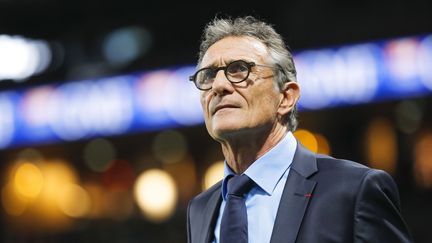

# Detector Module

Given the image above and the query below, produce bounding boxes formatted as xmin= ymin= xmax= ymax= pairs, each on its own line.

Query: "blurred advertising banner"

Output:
xmin=1 ymin=34 xmax=431 ymax=148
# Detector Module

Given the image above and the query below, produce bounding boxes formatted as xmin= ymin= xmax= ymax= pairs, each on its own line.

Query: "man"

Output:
xmin=186 ymin=16 xmax=412 ymax=243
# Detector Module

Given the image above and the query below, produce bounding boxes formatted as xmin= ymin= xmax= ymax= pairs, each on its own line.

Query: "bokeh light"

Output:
xmin=203 ymin=161 xmax=224 ymax=190
xmin=102 ymin=191 xmax=134 ymax=221
xmin=14 ymin=162 xmax=44 ymax=199
xmin=82 ymin=183 xmax=105 ymax=218
xmin=16 ymin=148 xmax=44 ymax=162
xmin=103 ymin=26 xmax=152 ymax=67
xmin=134 ymin=169 xmax=177 ymax=222
xmin=395 ymin=100 xmax=423 ymax=134
xmin=0 ymin=35 xmax=52 ymax=81
xmin=29 ymin=160 xmax=79 ymax=229
xmin=1 ymin=159 xmax=80 ymax=231
xmin=1 ymin=183 xmax=28 ymax=216
xmin=293 ymin=129 xmax=318 ymax=153
xmin=57 ymin=184 xmax=91 ymax=218
xmin=163 ymin=157 xmax=198 ymax=203
xmin=364 ymin=118 xmax=397 ymax=175
xmin=413 ymin=131 xmax=432 ymax=188
xmin=41 ymin=160 xmax=78 ymax=198
xmin=0 ymin=94 xmax=14 ymax=148
xmin=101 ymin=159 xmax=135 ymax=192
xmin=21 ymin=86 xmax=55 ymax=127
xmin=83 ymin=138 xmax=116 ymax=172
xmin=315 ymin=133 xmax=331 ymax=155
xmin=48 ymin=79 xmax=134 ymax=141
xmin=152 ymin=130 xmax=188 ymax=164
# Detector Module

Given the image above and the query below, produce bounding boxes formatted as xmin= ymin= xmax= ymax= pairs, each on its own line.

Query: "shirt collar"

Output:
xmin=221 ymin=131 xmax=297 ymax=200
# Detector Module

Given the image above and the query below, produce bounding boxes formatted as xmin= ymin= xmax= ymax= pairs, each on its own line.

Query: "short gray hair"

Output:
xmin=197 ymin=16 xmax=299 ymax=131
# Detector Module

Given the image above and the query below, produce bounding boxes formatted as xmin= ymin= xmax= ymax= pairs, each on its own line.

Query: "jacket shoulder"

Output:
xmin=310 ymin=153 xmax=390 ymax=190
xmin=315 ymin=153 xmax=371 ymax=176
xmin=187 ymin=181 xmax=222 ymax=243
xmin=189 ymin=180 xmax=222 ymax=210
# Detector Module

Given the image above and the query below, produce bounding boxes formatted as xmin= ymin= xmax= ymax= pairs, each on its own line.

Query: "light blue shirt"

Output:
xmin=213 ymin=132 xmax=297 ymax=243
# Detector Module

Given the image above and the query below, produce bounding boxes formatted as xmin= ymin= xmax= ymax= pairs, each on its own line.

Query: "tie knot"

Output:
xmin=227 ymin=174 xmax=253 ymax=197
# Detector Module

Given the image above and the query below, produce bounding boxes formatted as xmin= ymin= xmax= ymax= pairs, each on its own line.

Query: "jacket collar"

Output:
xmin=201 ymin=142 xmax=318 ymax=243
xmin=270 ymin=142 xmax=318 ymax=243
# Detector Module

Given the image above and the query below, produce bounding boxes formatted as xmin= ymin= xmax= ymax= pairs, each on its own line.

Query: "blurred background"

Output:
xmin=0 ymin=0 xmax=432 ymax=242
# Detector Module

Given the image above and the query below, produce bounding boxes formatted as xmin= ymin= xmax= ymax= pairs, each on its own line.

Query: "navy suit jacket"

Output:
xmin=187 ymin=144 xmax=412 ymax=243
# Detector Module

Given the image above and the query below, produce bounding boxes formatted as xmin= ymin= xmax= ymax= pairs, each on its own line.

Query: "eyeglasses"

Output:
xmin=189 ymin=60 xmax=281 ymax=91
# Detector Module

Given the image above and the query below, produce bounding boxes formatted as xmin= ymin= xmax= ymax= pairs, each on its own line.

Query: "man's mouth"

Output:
xmin=212 ymin=104 xmax=239 ymax=115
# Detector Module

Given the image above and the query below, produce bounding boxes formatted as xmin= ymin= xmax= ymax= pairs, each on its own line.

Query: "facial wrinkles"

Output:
xmin=200 ymin=36 xmax=269 ymax=69
xmin=199 ymin=36 xmax=274 ymax=127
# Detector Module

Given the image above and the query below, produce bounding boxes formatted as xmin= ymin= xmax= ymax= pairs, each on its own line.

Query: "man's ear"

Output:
xmin=277 ymin=81 xmax=300 ymax=116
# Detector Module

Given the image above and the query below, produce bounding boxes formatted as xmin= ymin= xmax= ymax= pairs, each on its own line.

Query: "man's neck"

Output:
xmin=219 ymin=123 xmax=288 ymax=174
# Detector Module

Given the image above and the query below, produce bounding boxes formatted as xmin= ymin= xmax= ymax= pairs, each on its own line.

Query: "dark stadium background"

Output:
xmin=1 ymin=0 xmax=431 ymax=242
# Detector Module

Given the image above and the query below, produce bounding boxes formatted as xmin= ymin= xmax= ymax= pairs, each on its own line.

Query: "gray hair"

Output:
xmin=197 ymin=16 xmax=299 ymax=131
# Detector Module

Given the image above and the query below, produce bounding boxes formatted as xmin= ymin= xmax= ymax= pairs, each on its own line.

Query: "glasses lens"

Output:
xmin=226 ymin=61 xmax=249 ymax=82
xmin=196 ymin=68 xmax=215 ymax=90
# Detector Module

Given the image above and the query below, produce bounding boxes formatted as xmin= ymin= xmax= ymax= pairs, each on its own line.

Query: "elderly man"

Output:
xmin=186 ymin=16 xmax=412 ymax=243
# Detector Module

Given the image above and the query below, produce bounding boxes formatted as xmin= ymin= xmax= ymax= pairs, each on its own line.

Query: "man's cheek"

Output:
xmin=199 ymin=94 xmax=207 ymax=108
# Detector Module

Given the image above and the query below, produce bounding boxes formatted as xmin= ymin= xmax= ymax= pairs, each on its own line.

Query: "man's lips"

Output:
xmin=212 ymin=104 xmax=240 ymax=115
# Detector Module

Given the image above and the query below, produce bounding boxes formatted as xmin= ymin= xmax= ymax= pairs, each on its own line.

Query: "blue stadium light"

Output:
xmin=0 ymin=34 xmax=431 ymax=148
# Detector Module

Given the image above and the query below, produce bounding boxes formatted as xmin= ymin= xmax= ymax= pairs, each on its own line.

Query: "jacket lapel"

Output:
xmin=200 ymin=186 xmax=222 ymax=243
xmin=270 ymin=143 xmax=318 ymax=243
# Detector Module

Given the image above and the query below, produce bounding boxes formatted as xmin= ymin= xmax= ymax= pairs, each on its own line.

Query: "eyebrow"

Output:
xmin=201 ymin=58 xmax=253 ymax=69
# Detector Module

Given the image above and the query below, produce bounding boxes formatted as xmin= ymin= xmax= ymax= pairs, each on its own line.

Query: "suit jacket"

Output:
xmin=187 ymin=143 xmax=412 ymax=243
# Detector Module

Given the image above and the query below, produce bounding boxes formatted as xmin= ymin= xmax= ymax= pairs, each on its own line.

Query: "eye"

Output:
xmin=226 ymin=61 xmax=249 ymax=74
xmin=197 ymin=68 xmax=216 ymax=83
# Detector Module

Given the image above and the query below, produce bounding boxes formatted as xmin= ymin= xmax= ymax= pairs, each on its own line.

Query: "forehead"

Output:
xmin=201 ymin=36 xmax=270 ymax=67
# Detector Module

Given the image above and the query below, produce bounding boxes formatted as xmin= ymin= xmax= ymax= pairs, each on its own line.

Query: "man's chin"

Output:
xmin=209 ymin=126 xmax=246 ymax=140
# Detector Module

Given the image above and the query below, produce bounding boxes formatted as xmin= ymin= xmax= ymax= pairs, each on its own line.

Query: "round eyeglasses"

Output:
xmin=189 ymin=60 xmax=281 ymax=91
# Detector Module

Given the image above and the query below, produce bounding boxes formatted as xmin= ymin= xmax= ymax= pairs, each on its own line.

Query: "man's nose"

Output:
xmin=212 ymin=70 xmax=234 ymax=94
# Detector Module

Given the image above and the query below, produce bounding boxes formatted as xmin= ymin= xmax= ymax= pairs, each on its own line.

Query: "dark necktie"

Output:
xmin=220 ymin=174 xmax=254 ymax=243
